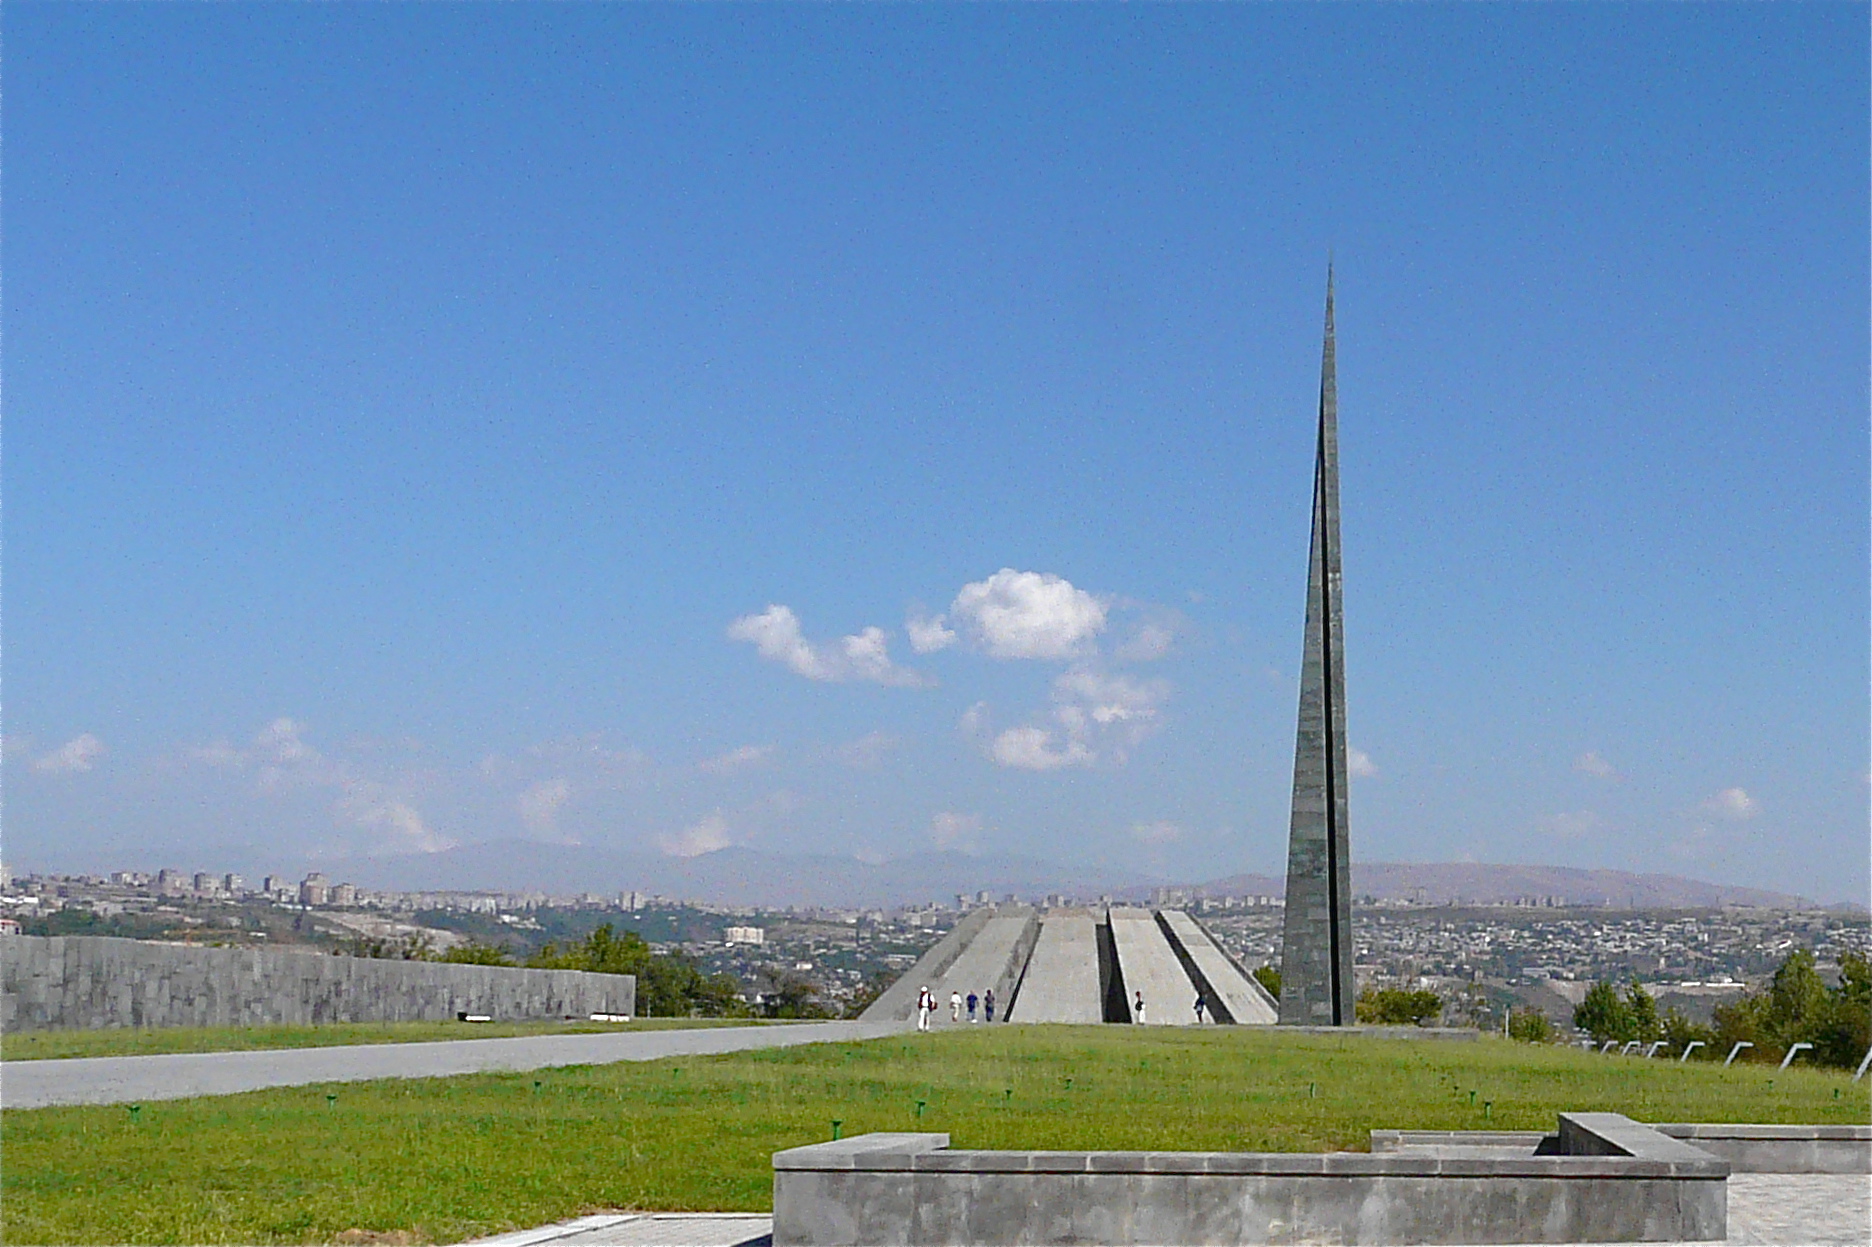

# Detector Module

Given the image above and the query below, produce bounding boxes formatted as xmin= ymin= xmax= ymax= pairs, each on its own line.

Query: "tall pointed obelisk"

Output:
xmin=1278 ymin=269 xmax=1356 ymax=1026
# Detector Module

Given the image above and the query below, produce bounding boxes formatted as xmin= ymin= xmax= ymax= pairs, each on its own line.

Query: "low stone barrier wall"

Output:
xmin=1 ymin=935 xmax=634 ymax=1031
xmin=772 ymin=1113 xmax=1728 ymax=1246
xmin=1654 ymin=1123 xmax=1871 ymax=1173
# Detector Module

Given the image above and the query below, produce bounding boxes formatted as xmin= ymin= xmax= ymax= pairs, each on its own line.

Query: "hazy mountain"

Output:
xmin=57 ymin=840 xmax=1826 ymax=911
xmin=1197 ymin=862 xmax=1813 ymax=910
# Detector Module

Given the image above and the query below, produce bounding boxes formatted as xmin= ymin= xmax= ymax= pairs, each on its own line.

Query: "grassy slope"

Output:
xmin=3 ymin=1025 xmax=1865 ymax=1245
xmin=0 ymin=1017 xmax=767 ymax=1062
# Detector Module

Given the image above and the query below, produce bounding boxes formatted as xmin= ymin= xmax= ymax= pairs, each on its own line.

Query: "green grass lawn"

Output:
xmin=3 ymin=1025 xmax=1865 ymax=1245
xmin=0 ymin=1017 xmax=771 ymax=1062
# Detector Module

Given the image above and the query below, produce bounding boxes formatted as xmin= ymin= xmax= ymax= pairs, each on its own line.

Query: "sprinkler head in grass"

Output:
xmin=915 ymin=1099 xmax=927 ymax=1119
xmin=327 ymin=1094 xmax=337 ymax=1109
xmin=1468 ymin=1090 xmax=1476 ymax=1106
xmin=128 ymin=1104 xmax=141 ymax=1122
xmin=832 ymin=1120 xmax=843 ymax=1140
xmin=1483 ymin=1101 xmax=1492 ymax=1119
xmin=1308 ymin=1082 xmax=1317 ymax=1099
xmin=1064 ymin=1077 xmax=1073 ymax=1090
xmin=1004 ymin=1088 xmax=1012 ymax=1104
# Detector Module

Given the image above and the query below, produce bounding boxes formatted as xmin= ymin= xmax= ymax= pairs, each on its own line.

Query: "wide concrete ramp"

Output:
xmin=860 ymin=908 xmax=994 ymax=1022
xmin=1106 ymin=907 xmax=1199 ymax=1025
xmin=1158 ymin=909 xmax=1278 ymax=1025
xmin=927 ymin=909 xmax=1036 ymax=1025
xmin=1005 ymin=909 xmax=1102 ymax=1024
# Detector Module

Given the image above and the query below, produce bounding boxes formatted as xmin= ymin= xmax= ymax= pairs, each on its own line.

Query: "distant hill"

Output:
xmin=41 ymin=840 xmax=1828 ymax=911
xmin=1196 ymin=862 xmax=1812 ymax=910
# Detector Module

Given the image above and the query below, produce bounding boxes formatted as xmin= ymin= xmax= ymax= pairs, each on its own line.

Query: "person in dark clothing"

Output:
xmin=983 ymin=988 xmax=996 ymax=1022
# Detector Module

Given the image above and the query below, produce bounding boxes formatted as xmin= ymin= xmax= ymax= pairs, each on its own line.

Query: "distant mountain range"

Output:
xmin=142 ymin=839 xmax=1832 ymax=912
xmin=1195 ymin=863 xmax=1814 ymax=911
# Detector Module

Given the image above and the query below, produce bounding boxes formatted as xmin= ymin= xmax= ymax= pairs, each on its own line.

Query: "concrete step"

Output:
xmin=1157 ymin=909 xmax=1278 ymax=1025
xmin=1107 ymin=907 xmax=1200 ymax=1025
xmin=1006 ymin=910 xmax=1102 ymax=1024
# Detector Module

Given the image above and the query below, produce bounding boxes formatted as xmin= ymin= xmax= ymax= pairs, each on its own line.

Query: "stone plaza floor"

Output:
xmin=451 ymin=1173 xmax=1870 ymax=1246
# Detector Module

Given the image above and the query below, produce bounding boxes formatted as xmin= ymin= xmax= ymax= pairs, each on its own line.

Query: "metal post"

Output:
xmin=1621 ymin=1041 xmax=1641 ymax=1055
xmin=1644 ymin=1041 xmax=1666 ymax=1058
xmin=1679 ymin=1041 xmax=1705 ymax=1062
xmin=1724 ymin=1041 xmax=1754 ymax=1067
xmin=1855 ymin=1047 xmax=1872 ymax=1082
xmin=1778 ymin=1042 xmax=1814 ymax=1070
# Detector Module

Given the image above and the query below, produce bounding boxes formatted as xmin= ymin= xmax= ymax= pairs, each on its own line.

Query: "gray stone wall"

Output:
xmin=1 ymin=935 xmax=634 ymax=1031
xmin=771 ymin=1115 xmax=1732 ymax=1246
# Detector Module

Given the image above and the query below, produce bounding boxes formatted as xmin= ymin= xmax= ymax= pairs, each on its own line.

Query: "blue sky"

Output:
xmin=5 ymin=4 xmax=1867 ymax=901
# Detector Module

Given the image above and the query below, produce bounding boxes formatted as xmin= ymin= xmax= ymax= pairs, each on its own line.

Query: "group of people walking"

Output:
xmin=911 ymin=984 xmax=1214 ymax=1029
xmin=914 ymin=984 xmax=998 ymax=1030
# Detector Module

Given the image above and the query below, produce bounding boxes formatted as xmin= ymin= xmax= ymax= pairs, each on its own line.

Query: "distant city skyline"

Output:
xmin=5 ymin=6 xmax=1867 ymax=902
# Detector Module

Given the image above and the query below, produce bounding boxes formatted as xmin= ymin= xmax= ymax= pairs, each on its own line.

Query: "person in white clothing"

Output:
xmin=916 ymin=986 xmax=933 ymax=1032
xmin=950 ymin=990 xmax=962 ymax=1023
xmin=1133 ymin=989 xmax=1147 ymax=1024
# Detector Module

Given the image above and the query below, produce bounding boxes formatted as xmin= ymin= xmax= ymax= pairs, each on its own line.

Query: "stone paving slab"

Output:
xmin=1725 ymin=1172 xmax=1870 ymax=1245
xmin=0 ymin=1020 xmax=910 ymax=1109
xmin=460 ymin=1213 xmax=772 ymax=1247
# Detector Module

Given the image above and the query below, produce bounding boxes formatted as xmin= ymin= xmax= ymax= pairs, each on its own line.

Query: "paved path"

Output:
xmin=1 ymin=1020 xmax=910 ymax=1109
xmin=444 ymin=1174 xmax=1871 ymax=1246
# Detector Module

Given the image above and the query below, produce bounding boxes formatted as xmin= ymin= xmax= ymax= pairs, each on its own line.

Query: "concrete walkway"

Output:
xmin=0 ymin=1019 xmax=910 ymax=1109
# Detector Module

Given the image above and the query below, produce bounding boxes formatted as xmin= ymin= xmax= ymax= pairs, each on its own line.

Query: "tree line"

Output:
xmin=1569 ymin=948 xmax=1869 ymax=1069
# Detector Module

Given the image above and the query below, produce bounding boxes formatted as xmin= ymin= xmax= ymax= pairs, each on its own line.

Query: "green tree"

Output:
xmin=1573 ymin=980 xmax=1634 ymax=1043
xmin=758 ymin=971 xmax=836 ymax=1020
xmin=527 ymin=923 xmax=746 ymax=1017
xmin=1624 ymin=980 xmax=1663 ymax=1043
xmin=1813 ymin=952 xmax=1872 ymax=1069
xmin=1764 ymin=948 xmax=1829 ymax=1049
xmin=1252 ymin=965 xmax=1281 ymax=1000
xmin=1355 ymin=988 xmax=1443 ymax=1025
xmin=1507 ymin=1007 xmax=1554 ymax=1043
xmin=1661 ymin=1006 xmax=1716 ymax=1058
xmin=439 ymin=941 xmax=515 ymax=966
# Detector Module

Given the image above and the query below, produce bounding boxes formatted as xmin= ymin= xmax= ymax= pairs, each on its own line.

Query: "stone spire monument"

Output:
xmin=1278 ymin=269 xmax=1356 ymax=1026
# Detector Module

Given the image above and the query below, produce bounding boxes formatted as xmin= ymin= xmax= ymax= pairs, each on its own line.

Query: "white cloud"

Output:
xmin=347 ymin=796 xmax=456 ymax=854
xmin=33 ymin=734 xmax=105 ymax=775
xmin=978 ymin=669 xmax=1170 ymax=772
xmin=991 ymin=726 xmax=1094 ymax=771
xmin=834 ymin=731 xmax=899 ymax=769
xmin=950 ymin=569 xmax=1107 ymax=660
xmin=1115 ymin=622 xmax=1176 ymax=662
xmin=727 ymin=605 xmax=930 ymax=687
xmin=517 ymin=777 xmax=572 ymax=836
xmin=907 ymin=614 xmax=958 ymax=653
xmin=1701 ymin=787 xmax=1759 ymax=820
xmin=1574 ymin=751 xmax=1620 ymax=780
xmin=1348 ymin=748 xmax=1378 ymax=779
xmin=661 ymin=811 xmax=733 ymax=857
xmin=698 ymin=744 xmax=773 ymax=775
xmin=1131 ymin=819 xmax=1182 ymax=846
xmin=187 ymin=718 xmax=458 ymax=855
xmin=929 ymin=811 xmax=982 ymax=852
